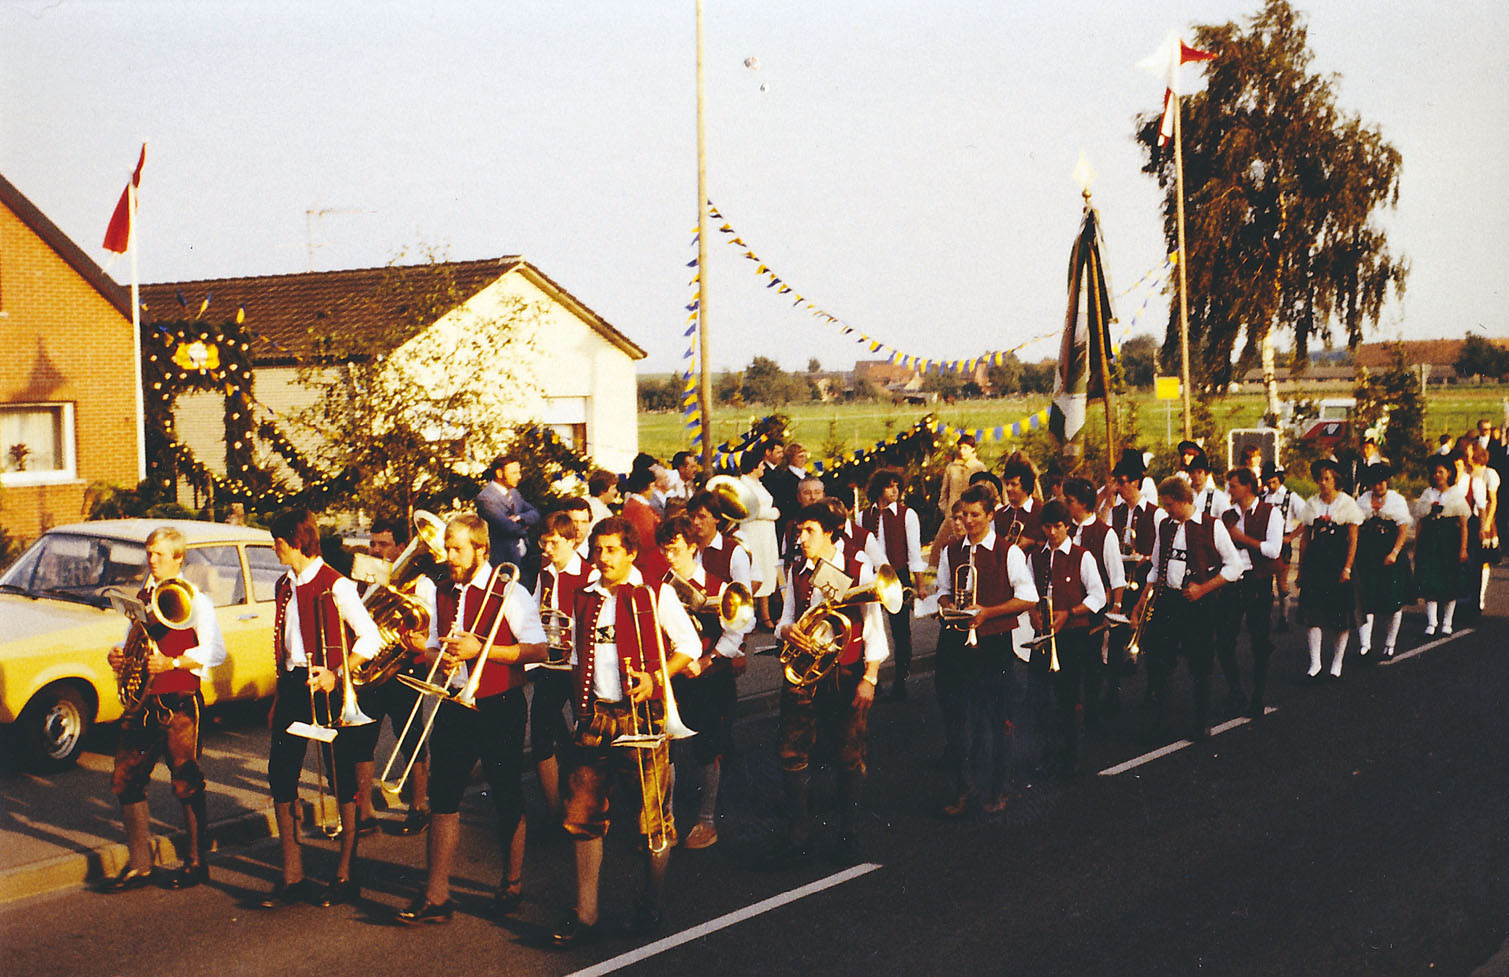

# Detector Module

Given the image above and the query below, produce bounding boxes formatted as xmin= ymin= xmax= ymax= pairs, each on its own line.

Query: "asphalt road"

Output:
xmin=3 ymin=608 xmax=1506 ymax=977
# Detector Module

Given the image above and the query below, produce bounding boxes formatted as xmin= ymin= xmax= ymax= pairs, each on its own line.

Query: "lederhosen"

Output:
xmin=1146 ymin=517 xmax=1222 ymax=731
xmin=1032 ymin=543 xmax=1096 ymax=765
xmin=938 ymin=535 xmax=1021 ymax=797
xmin=562 ymin=583 xmax=676 ymax=844
xmin=861 ymin=503 xmax=915 ymax=681
xmin=426 ymin=581 xmax=528 ymax=832
xmin=112 ymin=582 xmax=207 ymax=805
xmin=1215 ymin=501 xmax=1279 ymax=709
xmin=777 ymin=549 xmax=871 ymax=776
xmin=268 ymin=563 xmax=361 ymax=804
xmin=668 ymin=569 xmax=737 ymax=765
xmin=531 ymin=562 xmax=590 ymax=762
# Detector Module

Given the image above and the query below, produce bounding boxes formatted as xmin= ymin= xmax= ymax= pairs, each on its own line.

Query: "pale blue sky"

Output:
xmin=3 ymin=0 xmax=1504 ymax=374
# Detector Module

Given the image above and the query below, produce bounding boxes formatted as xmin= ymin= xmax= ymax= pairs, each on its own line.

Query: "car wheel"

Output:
xmin=18 ymin=684 xmax=92 ymax=772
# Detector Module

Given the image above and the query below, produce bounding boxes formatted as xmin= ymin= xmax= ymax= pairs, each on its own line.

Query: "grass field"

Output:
xmin=640 ymin=385 xmax=1509 ymax=469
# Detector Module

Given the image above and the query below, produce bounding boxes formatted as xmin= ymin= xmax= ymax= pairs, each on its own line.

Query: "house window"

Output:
xmin=549 ymin=423 xmax=587 ymax=450
xmin=0 ymin=403 xmax=77 ymax=485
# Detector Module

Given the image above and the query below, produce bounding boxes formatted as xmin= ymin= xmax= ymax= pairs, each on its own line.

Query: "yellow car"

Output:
xmin=0 ymin=519 xmax=282 ymax=770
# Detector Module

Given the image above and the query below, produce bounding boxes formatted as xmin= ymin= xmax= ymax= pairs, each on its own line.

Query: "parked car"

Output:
xmin=0 ymin=519 xmax=282 ymax=770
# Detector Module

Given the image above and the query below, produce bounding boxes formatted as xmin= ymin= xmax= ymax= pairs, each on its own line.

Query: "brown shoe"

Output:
xmin=682 ymin=822 xmax=718 ymax=849
xmin=941 ymin=794 xmax=973 ymax=818
xmin=982 ymin=795 xmax=1009 ymax=815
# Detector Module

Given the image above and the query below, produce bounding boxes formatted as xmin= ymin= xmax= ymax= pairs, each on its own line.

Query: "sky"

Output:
xmin=3 ymin=0 xmax=1506 ymax=377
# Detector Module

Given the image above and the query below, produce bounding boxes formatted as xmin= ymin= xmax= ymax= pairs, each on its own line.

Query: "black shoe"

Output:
xmin=493 ymin=884 xmax=524 ymax=916
xmin=1249 ymin=701 xmax=1267 ymax=720
xmin=259 ymin=878 xmax=318 ymax=909
xmin=100 ymin=866 xmax=155 ymax=894
xmin=621 ymin=903 xmax=665 ymax=938
xmin=397 ymin=809 xmax=431 ymax=836
xmin=1225 ymin=690 xmax=1249 ymax=716
xmin=1274 ymin=617 xmax=1290 ymax=633
xmin=1192 ymin=725 xmax=1214 ymax=741
xmin=551 ymin=912 xmax=599 ymax=947
xmin=832 ymin=833 xmax=862 ymax=866
xmin=165 ymin=863 xmax=209 ymax=890
xmin=396 ymin=897 xmax=454 ymax=926
xmin=357 ymin=817 xmax=379 ymax=838
xmin=318 ymin=878 xmax=359 ymax=908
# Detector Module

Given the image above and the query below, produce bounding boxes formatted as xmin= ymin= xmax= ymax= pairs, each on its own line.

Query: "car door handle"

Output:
xmin=238 ymin=612 xmax=261 ymax=621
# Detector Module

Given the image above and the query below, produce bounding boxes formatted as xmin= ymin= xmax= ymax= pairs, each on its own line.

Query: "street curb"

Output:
xmin=0 ymin=652 xmax=936 ymax=906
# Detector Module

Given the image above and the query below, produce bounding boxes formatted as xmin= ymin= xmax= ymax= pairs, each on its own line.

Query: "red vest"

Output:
xmin=140 ymin=583 xmax=200 ymax=695
xmin=539 ymin=562 xmax=591 ymax=617
xmin=670 ymin=569 xmax=729 ymax=654
xmin=1032 ymin=544 xmax=1092 ymax=629
xmin=1222 ymin=500 xmax=1281 ymax=576
xmin=944 ymin=536 xmax=1020 ymax=635
xmin=699 ymin=535 xmax=740 ymax=585
xmin=1156 ymin=518 xmax=1222 ymax=589
xmin=436 ymin=577 xmax=524 ymax=699
xmin=861 ymin=504 xmax=911 ymax=574
xmin=570 ymin=582 xmax=672 ymax=718
xmin=993 ymin=499 xmax=1041 ymax=547
xmin=1072 ymin=519 xmax=1114 ymax=592
xmin=274 ymin=561 xmax=346 ymax=671
xmin=1110 ymin=500 xmax=1159 ymax=558
xmin=792 ymin=549 xmax=868 ymax=665
xmin=622 ymin=496 xmax=669 ymax=585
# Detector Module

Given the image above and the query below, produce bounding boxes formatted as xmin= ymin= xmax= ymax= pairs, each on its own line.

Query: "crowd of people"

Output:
xmin=93 ymin=419 xmax=1503 ymax=944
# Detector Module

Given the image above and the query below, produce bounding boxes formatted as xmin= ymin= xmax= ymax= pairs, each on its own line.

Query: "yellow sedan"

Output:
xmin=0 ymin=519 xmax=282 ymax=770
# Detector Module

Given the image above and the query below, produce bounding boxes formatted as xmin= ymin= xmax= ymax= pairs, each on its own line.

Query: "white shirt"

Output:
xmin=697 ymin=532 xmax=754 ymax=589
xmin=777 ymin=539 xmax=890 ymax=665
xmin=935 ymin=526 xmax=1038 ymax=605
xmin=1149 ymin=515 xmax=1244 ymax=589
xmin=1228 ymin=498 xmax=1284 ymax=574
xmin=571 ymin=567 xmax=701 ymax=703
xmin=869 ymin=502 xmax=926 ymax=574
xmin=280 ymin=557 xmax=381 ymax=669
xmin=129 ymin=578 xmax=227 ymax=678
xmin=1038 ymin=539 xmax=1107 ymax=614
xmin=845 ymin=522 xmax=890 ymax=569
xmin=1358 ymin=489 xmax=1412 ymax=527
xmin=1071 ymin=516 xmax=1126 ymax=590
xmin=1191 ymin=482 xmax=1230 ymax=520
xmin=1263 ymin=485 xmax=1306 ymax=534
xmin=425 ymin=563 xmax=546 ymax=687
xmin=677 ymin=562 xmax=754 ymax=659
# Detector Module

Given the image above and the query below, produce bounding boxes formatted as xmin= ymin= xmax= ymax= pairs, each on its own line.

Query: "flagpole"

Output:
xmin=128 ymin=181 xmax=146 ymax=484
xmin=1084 ymin=195 xmax=1117 ymax=479
xmin=1173 ymin=95 xmax=1194 ymax=440
xmin=695 ymin=0 xmax=714 ymax=473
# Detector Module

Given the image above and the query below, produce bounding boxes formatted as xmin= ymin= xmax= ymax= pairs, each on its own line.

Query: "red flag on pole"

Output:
xmin=1138 ymin=33 xmax=1215 ymax=147
xmin=102 ymin=144 xmax=146 ymax=254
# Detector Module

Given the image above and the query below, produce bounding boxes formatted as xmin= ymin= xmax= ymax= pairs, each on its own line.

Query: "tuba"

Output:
xmin=705 ymin=474 xmax=760 ymax=523
xmin=351 ymin=510 xmax=446 ymax=688
xmin=109 ymin=578 xmax=195 ymax=715
xmin=780 ymin=564 xmax=904 ymax=687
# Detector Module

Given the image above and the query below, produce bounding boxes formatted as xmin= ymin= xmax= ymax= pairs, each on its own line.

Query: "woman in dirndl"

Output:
xmin=1413 ymin=455 xmax=1470 ymax=636
xmin=1298 ymin=459 xmax=1362 ymax=680
xmin=1352 ymin=463 xmax=1413 ymax=661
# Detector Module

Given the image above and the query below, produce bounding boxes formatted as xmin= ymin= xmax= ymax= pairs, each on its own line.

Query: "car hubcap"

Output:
xmin=43 ymin=702 xmax=81 ymax=758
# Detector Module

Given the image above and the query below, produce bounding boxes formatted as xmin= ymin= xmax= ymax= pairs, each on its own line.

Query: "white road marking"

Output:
xmin=1379 ymin=626 xmax=1474 ymax=665
xmin=563 ymin=862 xmax=883 ymax=977
xmin=1097 ymin=707 xmax=1279 ymax=777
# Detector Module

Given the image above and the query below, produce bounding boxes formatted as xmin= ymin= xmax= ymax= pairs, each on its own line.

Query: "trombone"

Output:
xmin=284 ymin=593 xmax=374 ymax=838
xmin=613 ymin=585 xmax=695 ymax=855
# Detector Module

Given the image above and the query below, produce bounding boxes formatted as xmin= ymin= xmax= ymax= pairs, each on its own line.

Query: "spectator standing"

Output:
xmin=476 ymin=454 xmax=541 ymax=590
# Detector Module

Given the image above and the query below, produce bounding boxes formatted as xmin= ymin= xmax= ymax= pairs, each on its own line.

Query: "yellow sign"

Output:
xmin=1154 ymin=376 xmax=1181 ymax=401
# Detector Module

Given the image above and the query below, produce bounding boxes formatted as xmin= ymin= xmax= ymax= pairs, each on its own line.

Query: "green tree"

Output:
xmin=637 ymin=375 xmax=682 ymax=411
xmin=1454 ymin=333 xmax=1509 ymax=380
xmin=985 ymin=352 xmax=1024 ymax=394
xmin=1137 ymin=0 xmax=1408 ymax=388
xmin=807 ymin=357 xmax=822 ymax=374
xmin=1354 ymin=344 xmax=1427 ymax=478
xmin=1117 ymin=334 xmax=1160 ymax=388
xmin=1019 ymin=360 xmax=1057 ymax=395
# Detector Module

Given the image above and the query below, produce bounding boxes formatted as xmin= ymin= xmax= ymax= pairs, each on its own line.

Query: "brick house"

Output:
xmin=141 ymin=257 xmax=645 ymax=493
xmin=0 ymin=173 xmax=141 ymax=542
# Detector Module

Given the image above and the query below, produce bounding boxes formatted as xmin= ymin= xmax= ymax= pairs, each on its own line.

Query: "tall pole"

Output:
xmin=129 ymin=180 xmax=146 ymax=484
xmin=1085 ymin=197 xmax=1116 ymax=480
xmin=1173 ymin=95 xmax=1194 ymax=440
xmin=695 ymin=0 xmax=714 ymax=472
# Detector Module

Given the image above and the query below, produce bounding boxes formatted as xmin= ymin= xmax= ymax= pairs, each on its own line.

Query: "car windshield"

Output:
xmin=0 ymin=533 xmax=147 ymax=608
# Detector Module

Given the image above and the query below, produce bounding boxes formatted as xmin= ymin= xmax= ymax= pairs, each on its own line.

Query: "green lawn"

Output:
xmin=640 ymin=385 xmax=1508 ymax=468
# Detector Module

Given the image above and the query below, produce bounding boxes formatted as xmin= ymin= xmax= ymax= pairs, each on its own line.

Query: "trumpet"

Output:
xmin=780 ymin=564 xmax=904 ymax=688
xmin=1025 ymin=562 xmax=1061 ymax=673
xmin=1125 ymin=579 xmax=1159 ymax=665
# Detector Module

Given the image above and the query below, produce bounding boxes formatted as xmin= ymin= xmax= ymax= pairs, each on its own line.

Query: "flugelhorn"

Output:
xmin=1025 ymin=561 xmax=1061 ymax=673
xmin=780 ymin=563 xmax=904 ymax=687
xmin=938 ymin=550 xmax=979 ymax=647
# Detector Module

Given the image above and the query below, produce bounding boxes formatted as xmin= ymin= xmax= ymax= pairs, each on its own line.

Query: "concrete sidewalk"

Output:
xmin=0 ymin=619 xmax=938 ymax=905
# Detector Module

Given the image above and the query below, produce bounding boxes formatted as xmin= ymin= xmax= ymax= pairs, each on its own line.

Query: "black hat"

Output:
xmin=1187 ymin=450 xmax=1211 ymax=473
xmin=1260 ymin=460 xmax=1286 ymax=481
xmin=1111 ymin=448 xmax=1147 ymax=479
xmin=1360 ymin=461 xmax=1393 ymax=485
xmin=1177 ymin=439 xmax=1201 ymax=455
xmin=1310 ymin=458 xmax=1342 ymax=482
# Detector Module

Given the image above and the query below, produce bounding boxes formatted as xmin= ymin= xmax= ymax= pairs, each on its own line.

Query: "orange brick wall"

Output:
xmin=0 ymin=203 xmax=139 ymax=544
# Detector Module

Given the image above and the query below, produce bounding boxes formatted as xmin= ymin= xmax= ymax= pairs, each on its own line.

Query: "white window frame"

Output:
xmin=0 ymin=402 xmax=78 ymax=487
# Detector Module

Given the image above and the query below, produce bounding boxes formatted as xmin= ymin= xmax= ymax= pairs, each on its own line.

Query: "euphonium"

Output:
xmin=352 ymin=510 xmax=447 ymax=688
xmin=780 ymin=564 xmax=904 ymax=687
xmin=110 ymin=577 xmax=195 ymax=715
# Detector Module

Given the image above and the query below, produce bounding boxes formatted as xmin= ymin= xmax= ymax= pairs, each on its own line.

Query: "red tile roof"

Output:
xmin=141 ymin=257 xmax=644 ymax=364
